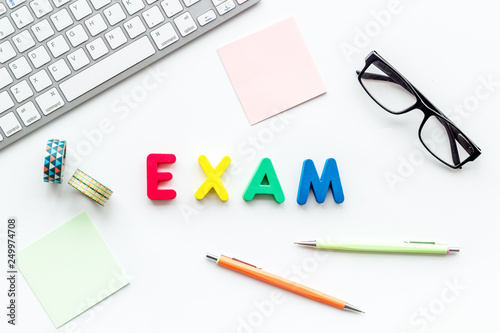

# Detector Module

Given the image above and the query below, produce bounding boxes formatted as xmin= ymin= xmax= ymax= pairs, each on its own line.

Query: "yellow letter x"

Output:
xmin=195 ymin=155 xmax=231 ymax=201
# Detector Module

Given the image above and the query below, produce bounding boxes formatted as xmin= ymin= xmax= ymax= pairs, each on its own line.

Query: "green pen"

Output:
xmin=294 ymin=240 xmax=460 ymax=255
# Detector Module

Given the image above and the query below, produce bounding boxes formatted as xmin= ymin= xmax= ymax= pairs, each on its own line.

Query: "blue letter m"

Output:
xmin=297 ymin=159 xmax=344 ymax=205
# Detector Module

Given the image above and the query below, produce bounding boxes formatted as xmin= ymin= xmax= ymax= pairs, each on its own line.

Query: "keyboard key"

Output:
xmin=85 ymin=13 xmax=107 ymax=36
xmin=69 ymin=0 xmax=92 ymax=20
xmin=104 ymin=3 xmax=126 ymax=26
xmin=67 ymin=47 xmax=89 ymax=70
xmin=86 ymin=37 xmax=108 ymax=60
xmin=29 ymin=69 xmax=52 ymax=91
xmin=0 ymin=3 xmax=6 ymax=15
xmin=236 ymin=0 xmax=248 ymax=3
xmin=10 ymin=80 xmax=33 ymax=103
xmin=60 ymin=36 xmax=155 ymax=101
xmin=66 ymin=24 xmax=88 ymax=46
xmin=0 ymin=91 xmax=14 ymax=113
xmin=48 ymin=58 xmax=71 ymax=81
xmin=105 ymin=27 xmax=127 ymax=49
xmin=11 ymin=6 xmax=34 ymax=28
xmin=0 ymin=17 xmax=15 ymax=40
xmin=0 ymin=112 xmax=22 ymax=137
xmin=173 ymin=12 xmax=197 ymax=37
xmin=52 ymin=0 xmax=71 ymax=7
xmin=124 ymin=16 xmax=146 ymax=38
xmin=211 ymin=0 xmax=224 ymax=5
xmin=50 ymin=9 xmax=73 ymax=31
xmin=28 ymin=45 xmax=51 ymax=68
xmin=47 ymin=34 xmax=70 ymax=57
xmin=183 ymin=0 xmax=200 ymax=6
xmin=216 ymin=0 xmax=235 ymax=15
xmin=35 ymin=87 xmax=64 ymax=115
xmin=16 ymin=101 xmax=41 ymax=126
xmin=7 ymin=0 xmax=27 ymax=9
xmin=146 ymin=0 xmax=158 ymax=3
xmin=122 ymin=0 xmax=144 ymax=15
xmin=151 ymin=22 xmax=178 ymax=50
xmin=12 ymin=30 xmax=35 ymax=52
xmin=161 ymin=0 xmax=183 ymax=18
xmin=89 ymin=0 xmax=110 ymax=10
xmin=30 ymin=0 xmax=54 ymax=18
xmin=0 ymin=40 xmax=16 ymax=63
xmin=142 ymin=6 xmax=164 ymax=28
xmin=9 ymin=56 xmax=32 ymax=79
xmin=0 ymin=67 xmax=13 ymax=89
xmin=197 ymin=9 xmax=216 ymax=26
xmin=31 ymin=19 xmax=55 ymax=41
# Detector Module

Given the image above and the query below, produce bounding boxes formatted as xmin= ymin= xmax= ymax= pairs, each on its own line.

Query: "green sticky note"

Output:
xmin=17 ymin=212 xmax=129 ymax=328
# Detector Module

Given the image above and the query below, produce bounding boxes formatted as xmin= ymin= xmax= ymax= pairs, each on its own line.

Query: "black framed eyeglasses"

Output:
xmin=357 ymin=51 xmax=481 ymax=169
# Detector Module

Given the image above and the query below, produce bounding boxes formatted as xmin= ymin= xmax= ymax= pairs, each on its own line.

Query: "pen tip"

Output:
xmin=294 ymin=241 xmax=317 ymax=247
xmin=344 ymin=303 xmax=365 ymax=314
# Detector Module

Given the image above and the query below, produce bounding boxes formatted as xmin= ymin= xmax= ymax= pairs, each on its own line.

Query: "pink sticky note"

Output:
xmin=218 ymin=17 xmax=326 ymax=125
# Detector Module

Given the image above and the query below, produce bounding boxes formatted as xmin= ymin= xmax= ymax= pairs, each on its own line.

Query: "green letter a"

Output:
xmin=243 ymin=158 xmax=285 ymax=203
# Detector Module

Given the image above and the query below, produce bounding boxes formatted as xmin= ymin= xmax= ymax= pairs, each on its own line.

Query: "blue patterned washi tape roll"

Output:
xmin=43 ymin=139 xmax=67 ymax=184
xmin=68 ymin=169 xmax=113 ymax=206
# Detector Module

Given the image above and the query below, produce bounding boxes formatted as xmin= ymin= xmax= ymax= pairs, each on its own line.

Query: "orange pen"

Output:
xmin=206 ymin=254 xmax=364 ymax=313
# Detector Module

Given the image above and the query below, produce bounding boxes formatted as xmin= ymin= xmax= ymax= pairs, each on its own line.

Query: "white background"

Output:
xmin=2 ymin=0 xmax=500 ymax=332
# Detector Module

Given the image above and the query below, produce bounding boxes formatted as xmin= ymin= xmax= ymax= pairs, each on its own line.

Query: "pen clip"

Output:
xmin=405 ymin=241 xmax=436 ymax=245
xmin=232 ymin=257 xmax=261 ymax=269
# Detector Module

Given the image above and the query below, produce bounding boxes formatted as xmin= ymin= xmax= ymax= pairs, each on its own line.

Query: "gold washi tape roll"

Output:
xmin=68 ymin=169 xmax=113 ymax=206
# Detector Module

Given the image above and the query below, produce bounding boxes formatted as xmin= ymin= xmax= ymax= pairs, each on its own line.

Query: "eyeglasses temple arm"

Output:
xmin=357 ymin=60 xmax=414 ymax=91
xmin=356 ymin=71 xmax=414 ymax=95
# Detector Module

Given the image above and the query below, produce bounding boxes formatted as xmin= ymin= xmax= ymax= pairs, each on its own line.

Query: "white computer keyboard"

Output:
xmin=0 ymin=0 xmax=260 ymax=149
